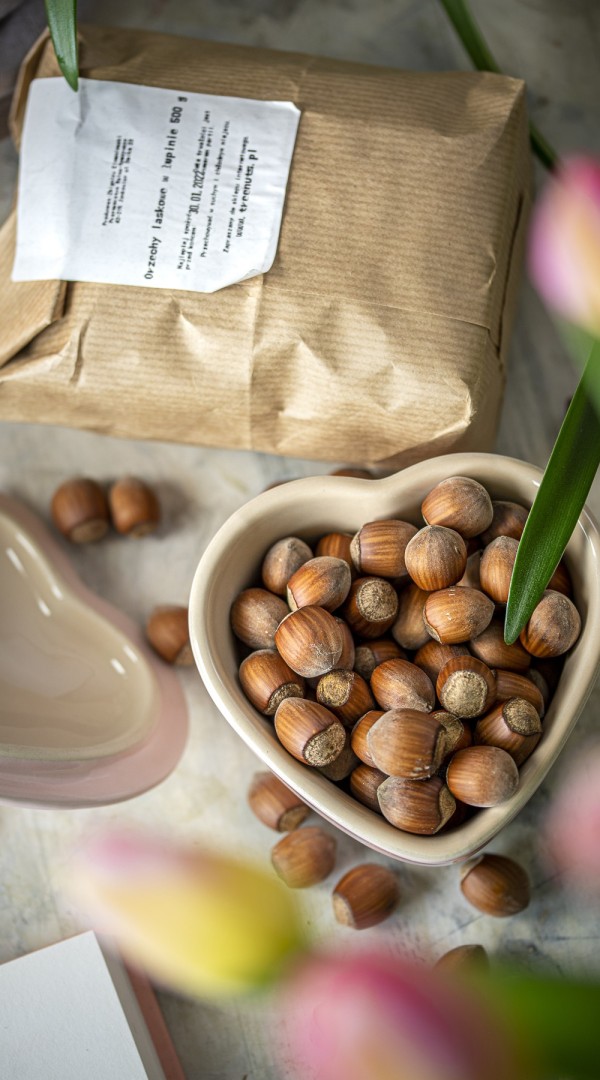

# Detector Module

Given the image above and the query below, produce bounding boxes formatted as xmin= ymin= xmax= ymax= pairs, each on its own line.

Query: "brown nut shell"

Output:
xmin=350 ymin=710 xmax=385 ymax=767
xmin=436 ymin=655 xmax=496 ymax=719
xmin=51 ymin=477 xmax=109 ymax=543
xmin=231 ymin=588 xmax=289 ymax=650
xmin=287 ymin=556 xmax=352 ymax=612
xmin=315 ymin=532 xmax=354 ymax=570
xmin=434 ymin=711 xmax=472 ymax=756
xmin=371 ymin=659 xmax=435 ymax=713
xmin=404 ymin=526 xmax=467 ymax=591
xmin=333 ymin=864 xmax=399 ymax=929
xmin=480 ymin=501 xmax=529 ymax=545
xmin=261 ymin=537 xmax=313 ymax=595
xmin=275 ymin=606 xmax=344 ymax=678
xmin=146 ymin=605 xmax=193 ymax=665
xmin=548 ymin=560 xmax=572 ymax=597
xmin=378 ymin=775 xmax=456 ymax=834
xmin=349 ymin=764 xmax=387 ymax=812
xmin=460 ymin=853 xmax=530 ymax=916
xmin=470 ymin=621 xmax=530 ymax=673
xmin=239 ymin=650 xmax=305 ymax=715
xmin=342 ymin=577 xmax=399 ymax=638
xmin=413 ymin=641 xmax=470 ymax=685
xmin=474 ymin=697 xmax=542 ymax=766
xmin=520 ymin=590 xmax=581 ymax=658
xmin=354 ymin=639 xmax=406 ymax=680
xmin=108 ymin=477 xmax=161 ymax=537
xmin=446 ymin=745 xmax=519 ymax=807
xmin=494 ymin=669 xmax=545 ymax=717
xmin=422 ymin=476 xmax=493 ymax=539
xmin=367 ymin=709 xmax=447 ymax=778
xmin=479 ymin=536 xmax=518 ymax=604
xmin=247 ymin=772 xmax=309 ymax=832
xmin=423 ymin=587 xmax=494 ymax=645
xmin=319 ymin=734 xmax=360 ymax=781
xmin=434 ymin=944 xmax=489 ymax=974
xmin=350 ymin=519 xmax=418 ymax=579
xmin=274 ymin=698 xmax=346 ymax=767
xmin=316 ymin=670 xmax=375 ymax=726
xmin=457 ymin=551 xmax=482 ymax=590
xmin=335 ymin=617 xmax=356 ymax=671
xmin=271 ymin=826 xmax=336 ymax=888
xmin=391 ymin=584 xmax=431 ymax=651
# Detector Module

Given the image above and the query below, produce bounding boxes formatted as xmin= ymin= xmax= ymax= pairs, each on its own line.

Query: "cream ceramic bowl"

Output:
xmin=189 ymin=453 xmax=600 ymax=865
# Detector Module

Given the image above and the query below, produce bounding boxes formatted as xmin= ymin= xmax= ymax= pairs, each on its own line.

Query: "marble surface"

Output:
xmin=1 ymin=2 xmax=600 ymax=1077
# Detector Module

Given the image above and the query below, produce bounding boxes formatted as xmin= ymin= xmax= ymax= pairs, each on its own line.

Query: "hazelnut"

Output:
xmin=446 ymin=745 xmax=519 ymax=807
xmin=526 ymin=668 xmax=551 ymax=712
xmin=391 ymin=584 xmax=431 ymax=651
xmin=470 ymin=621 xmax=530 ymax=673
xmin=548 ymin=560 xmax=572 ymax=597
xmin=435 ymin=711 xmax=472 ymax=756
xmin=423 ymin=587 xmax=494 ymax=644
xmin=480 ymin=501 xmax=529 ymax=545
xmin=315 ymin=532 xmax=354 ymax=571
xmin=239 ymin=650 xmax=305 ymax=715
xmin=350 ymin=709 xmax=384 ymax=767
xmin=413 ymin=640 xmax=470 ymax=685
xmin=316 ymin=670 xmax=375 ymax=726
xmin=367 ymin=709 xmax=448 ymax=778
xmin=378 ymin=775 xmax=456 ymax=834
xmin=319 ymin=734 xmax=360 ymax=781
xmin=261 ymin=536 xmax=313 ymax=595
xmin=434 ymin=944 xmax=489 ymax=974
xmin=460 ymin=853 xmax=530 ymax=916
xmin=50 ymin=477 xmax=109 ymax=543
xmin=371 ymin=658 xmax=435 ymax=713
xmin=353 ymin=639 xmax=406 ymax=680
xmin=271 ymin=826 xmax=336 ymax=888
xmin=247 ymin=772 xmax=309 ymax=832
xmin=330 ymin=467 xmax=374 ymax=478
xmin=349 ymin=765 xmax=387 ymax=812
xmin=350 ymin=519 xmax=418 ymax=578
xmin=108 ymin=477 xmax=160 ymax=537
xmin=332 ymin=864 xmax=399 ymax=929
xmin=520 ymin=590 xmax=581 ymax=658
xmin=231 ymin=588 xmax=289 ymax=650
xmin=146 ymin=605 xmax=193 ymax=665
xmin=436 ymin=655 xmax=496 ymax=719
xmin=422 ymin=476 xmax=493 ymax=539
xmin=274 ymin=698 xmax=346 ymax=767
xmin=474 ymin=697 xmax=542 ymax=766
xmin=457 ymin=550 xmax=482 ymax=590
xmin=335 ymin=617 xmax=356 ymax=670
xmin=287 ymin=556 xmax=351 ymax=612
xmin=275 ymin=606 xmax=344 ymax=678
xmin=495 ymin=669 xmax=545 ymax=716
xmin=404 ymin=526 xmax=467 ymax=591
xmin=342 ymin=577 xmax=399 ymax=639
xmin=479 ymin=536 xmax=518 ymax=604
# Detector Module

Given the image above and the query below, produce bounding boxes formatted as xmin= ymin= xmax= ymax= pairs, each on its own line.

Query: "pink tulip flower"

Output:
xmin=546 ymin=742 xmax=600 ymax=892
xmin=529 ymin=157 xmax=600 ymax=335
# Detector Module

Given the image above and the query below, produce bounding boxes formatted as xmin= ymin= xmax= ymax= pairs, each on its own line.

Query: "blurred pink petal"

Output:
xmin=546 ymin=742 xmax=600 ymax=891
xmin=283 ymin=952 xmax=522 ymax=1080
xmin=529 ymin=156 xmax=600 ymax=335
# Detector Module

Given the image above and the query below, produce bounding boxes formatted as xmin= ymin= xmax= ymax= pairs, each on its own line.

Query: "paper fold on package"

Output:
xmin=0 ymin=25 xmax=531 ymax=468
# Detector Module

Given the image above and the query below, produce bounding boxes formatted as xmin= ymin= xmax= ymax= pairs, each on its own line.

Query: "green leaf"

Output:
xmin=504 ymin=339 xmax=600 ymax=643
xmin=45 ymin=0 xmax=79 ymax=91
xmin=438 ymin=0 xmax=557 ymax=171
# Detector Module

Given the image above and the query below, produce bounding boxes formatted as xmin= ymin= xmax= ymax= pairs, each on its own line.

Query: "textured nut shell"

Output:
xmin=315 ymin=532 xmax=354 ymax=569
xmin=239 ymin=650 xmax=305 ymax=714
xmin=460 ymin=853 xmax=530 ymax=916
xmin=436 ymin=656 xmax=496 ymax=719
xmin=479 ymin=536 xmax=518 ymax=604
xmin=413 ymin=641 xmax=470 ymax=685
xmin=247 ymin=771 xmax=309 ymax=831
xmin=287 ymin=556 xmax=352 ymax=612
xmin=108 ymin=477 xmax=161 ymax=537
xmin=378 ymin=775 xmax=456 ymax=834
xmin=548 ymin=560 xmax=572 ymax=596
xmin=404 ymin=526 xmax=467 ymax=591
xmin=424 ymin=587 xmax=494 ymax=645
xmin=367 ymin=709 xmax=447 ymax=778
xmin=470 ymin=621 xmax=531 ymax=673
xmin=422 ymin=476 xmax=493 ymax=539
xmin=349 ymin=764 xmax=387 ymax=812
xmin=261 ymin=536 xmax=313 ymax=595
xmin=333 ymin=864 xmax=399 ymax=929
xmin=343 ymin=577 xmax=399 ymax=638
xmin=146 ymin=605 xmax=193 ymax=665
xmin=527 ymin=668 xmax=551 ymax=711
xmin=274 ymin=698 xmax=346 ymax=766
xmin=435 ymin=712 xmax=472 ymax=755
xmin=350 ymin=519 xmax=418 ymax=578
xmin=275 ymin=606 xmax=344 ymax=677
xmin=391 ymin=584 xmax=431 ymax=651
xmin=457 ymin=551 xmax=482 ymax=590
xmin=354 ymin=639 xmax=405 ymax=680
xmin=446 ymin=746 xmax=519 ymax=807
xmin=480 ymin=501 xmax=529 ymax=545
xmin=271 ymin=826 xmax=337 ymax=888
xmin=371 ymin=659 xmax=435 ymax=713
xmin=316 ymin=670 xmax=375 ymax=725
xmin=494 ymin=669 xmax=545 ymax=716
xmin=434 ymin=944 xmax=489 ymax=974
xmin=231 ymin=588 xmax=289 ymax=650
xmin=520 ymin=590 xmax=581 ymax=658
xmin=474 ymin=697 xmax=542 ymax=766
xmin=51 ymin=477 xmax=109 ymax=543
xmin=350 ymin=710 xmax=384 ymax=767
xmin=319 ymin=734 xmax=360 ymax=781
xmin=335 ymin=618 xmax=356 ymax=670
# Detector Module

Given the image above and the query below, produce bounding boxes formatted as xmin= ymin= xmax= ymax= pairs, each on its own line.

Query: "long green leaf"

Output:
xmin=504 ymin=339 xmax=600 ymax=643
xmin=45 ymin=0 xmax=78 ymax=91
xmin=438 ymin=0 xmax=557 ymax=171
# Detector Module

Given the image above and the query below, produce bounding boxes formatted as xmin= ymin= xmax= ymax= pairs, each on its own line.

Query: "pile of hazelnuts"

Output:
xmin=231 ymin=475 xmax=581 ymax=837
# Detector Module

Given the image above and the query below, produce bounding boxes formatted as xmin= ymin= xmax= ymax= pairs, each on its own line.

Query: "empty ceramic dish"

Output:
xmin=0 ymin=494 xmax=188 ymax=807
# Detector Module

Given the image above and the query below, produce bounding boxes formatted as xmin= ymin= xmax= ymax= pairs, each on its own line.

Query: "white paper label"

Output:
xmin=13 ymin=78 xmax=300 ymax=293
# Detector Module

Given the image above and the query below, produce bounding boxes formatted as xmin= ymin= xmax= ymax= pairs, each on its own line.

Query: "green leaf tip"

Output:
xmin=45 ymin=0 xmax=79 ymax=91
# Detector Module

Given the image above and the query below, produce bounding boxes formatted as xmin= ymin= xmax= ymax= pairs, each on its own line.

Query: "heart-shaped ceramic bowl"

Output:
xmin=189 ymin=453 xmax=600 ymax=865
xmin=0 ymin=494 xmax=188 ymax=808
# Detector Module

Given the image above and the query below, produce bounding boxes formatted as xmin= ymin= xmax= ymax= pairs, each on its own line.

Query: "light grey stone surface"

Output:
xmin=1 ymin=2 xmax=600 ymax=1078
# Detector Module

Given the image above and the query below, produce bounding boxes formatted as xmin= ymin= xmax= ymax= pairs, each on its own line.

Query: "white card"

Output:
xmin=13 ymin=78 xmax=300 ymax=293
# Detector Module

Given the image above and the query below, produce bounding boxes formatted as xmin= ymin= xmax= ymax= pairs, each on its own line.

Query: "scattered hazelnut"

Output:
xmin=51 ymin=477 xmax=109 ymax=543
xmin=391 ymin=583 xmax=431 ymax=651
xmin=446 ymin=746 xmax=519 ymax=807
xmin=231 ymin=588 xmax=289 ymax=650
xmin=412 ymin=640 xmax=470 ymax=685
xmin=474 ymin=697 xmax=542 ymax=766
xmin=108 ymin=477 xmax=160 ymax=537
xmin=404 ymin=526 xmax=467 ymax=591
xmin=377 ymin=775 xmax=456 ymax=834
xmin=367 ymin=709 xmax=447 ymax=778
xmin=239 ymin=650 xmax=305 ymax=715
xmin=319 ymin=734 xmax=360 ymax=781
xmin=261 ymin=536 xmax=313 ymax=595
xmin=247 ymin=771 xmax=309 ymax=832
xmin=434 ymin=944 xmax=489 ymax=974
xmin=349 ymin=764 xmax=387 ymax=812
xmin=479 ymin=536 xmax=518 ymax=604
xmin=353 ymin=639 xmax=406 ymax=680
xmin=342 ymin=577 xmax=399 ymax=638
xmin=275 ymin=605 xmax=344 ymax=678
xmin=371 ymin=658 xmax=435 ymax=713
xmin=350 ymin=709 xmax=384 ymax=767
xmin=350 ymin=519 xmax=418 ymax=578
xmin=287 ymin=556 xmax=351 ymax=612
xmin=146 ymin=605 xmax=193 ymax=665
xmin=436 ymin=655 xmax=496 ymax=719
xmin=469 ymin=621 xmax=530 ymax=673
xmin=315 ymin=532 xmax=355 ymax=570
xmin=271 ymin=826 xmax=336 ymax=888
xmin=316 ymin=670 xmax=375 ymax=726
xmin=520 ymin=590 xmax=581 ymax=658
xmin=332 ymin=864 xmax=399 ymax=929
xmin=422 ymin=476 xmax=493 ymax=539
xmin=274 ymin=698 xmax=346 ymax=767
xmin=480 ymin=501 xmax=528 ymax=545
xmin=460 ymin=853 xmax=530 ymax=916
xmin=495 ymin=669 xmax=545 ymax=716
xmin=423 ymin=586 xmax=494 ymax=644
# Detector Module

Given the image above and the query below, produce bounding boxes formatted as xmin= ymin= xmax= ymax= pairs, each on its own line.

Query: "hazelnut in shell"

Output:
xmin=520 ymin=590 xmax=581 ymax=658
xmin=316 ymin=670 xmax=375 ymax=726
xmin=474 ymin=697 xmax=542 ymax=766
xmin=423 ymin=586 xmax=494 ymax=645
xmin=413 ymin=640 xmax=470 ymax=685
xmin=274 ymin=698 xmax=346 ymax=767
xmin=108 ymin=477 xmax=161 ymax=537
xmin=460 ymin=853 xmax=530 ymax=916
xmin=315 ymin=532 xmax=354 ymax=570
xmin=239 ymin=650 xmax=305 ymax=715
xmin=335 ymin=617 xmax=356 ymax=671
xmin=247 ymin=772 xmax=309 ymax=832
xmin=495 ymin=669 xmax=545 ymax=716
xmin=378 ymin=775 xmax=456 ymax=835
xmin=404 ymin=526 xmax=467 ymax=591
xmin=51 ymin=477 xmax=109 ymax=543
xmin=422 ymin=476 xmax=493 ymax=539
xmin=231 ymin=588 xmax=289 ymax=651
xmin=333 ymin=864 xmax=399 ymax=929
xmin=367 ymin=709 xmax=447 ymax=779
xmin=353 ymin=639 xmax=405 ymax=680
xmin=446 ymin=745 xmax=519 ymax=807
xmin=436 ymin=655 xmax=496 ymax=719
xmin=350 ymin=709 xmax=384 ymax=767
xmin=480 ymin=500 xmax=529 ymax=545
xmin=318 ymin=734 xmax=360 ymax=781
xmin=371 ymin=658 xmax=435 ymax=713
xmin=146 ymin=605 xmax=193 ymax=665
xmin=434 ymin=944 xmax=489 ymax=974
xmin=350 ymin=519 xmax=417 ymax=579
xmin=391 ymin=584 xmax=431 ymax=651
xmin=287 ymin=556 xmax=351 ymax=612
xmin=342 ymin=577 xmax=399 ymax=639
xmin=470 ymin=621 xmax=530 ymax=673
xmin=349 ymin=764 xmax=387 ymax=812
xmin=479 ymin=536 xmax=519 ymax=604
xmin=275 ymin=605 xmax=344 ymax=678
xmin=271 ymin=826 xmax=336 ymax=888
xmin=261 ymin=536 xmax=313 ymax=595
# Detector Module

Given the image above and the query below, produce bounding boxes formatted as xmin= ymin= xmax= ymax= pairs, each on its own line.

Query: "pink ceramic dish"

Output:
xmin=0 ymin=494 xmax=188 ymax=808
xmin=189 ymin=453 xmax=600 ymax=866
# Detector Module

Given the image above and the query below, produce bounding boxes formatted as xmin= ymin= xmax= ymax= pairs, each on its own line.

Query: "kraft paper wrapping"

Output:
xmin=0 ymin=25 xmax=531 ymax=468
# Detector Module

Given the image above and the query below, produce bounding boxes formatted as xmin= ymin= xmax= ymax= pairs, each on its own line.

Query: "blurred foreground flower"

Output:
xmin=545 ymin=741 xmax=600 ymax=893
xmin=529 ymin=157 xmax=600 ymax=337
xmin=68 ymin=830 xmax=304 ymax=997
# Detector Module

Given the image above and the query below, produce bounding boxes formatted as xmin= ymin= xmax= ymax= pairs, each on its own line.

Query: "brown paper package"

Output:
xmin=0 ymin=25 xmax=531 ymax=468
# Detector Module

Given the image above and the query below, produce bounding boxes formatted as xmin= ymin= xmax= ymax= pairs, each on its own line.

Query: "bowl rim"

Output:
xmin=189 ymin=452 xmax=600 ymax=865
